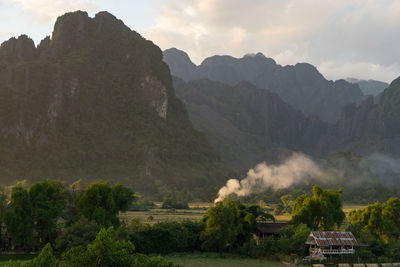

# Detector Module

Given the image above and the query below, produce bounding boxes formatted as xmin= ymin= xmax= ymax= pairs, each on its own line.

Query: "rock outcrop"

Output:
xmin=0 ymin=11 xmax=225 ymax=197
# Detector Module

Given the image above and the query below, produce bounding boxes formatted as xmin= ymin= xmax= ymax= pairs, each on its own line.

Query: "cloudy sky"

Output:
xmin=1 ymin=0 xmax=399 ymax=82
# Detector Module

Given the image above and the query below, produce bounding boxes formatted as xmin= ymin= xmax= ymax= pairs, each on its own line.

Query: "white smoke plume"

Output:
xmin=215 ymin=153 xmax=322 ymax=203
xmin=366 ymin=153 xmax=400 ymax=185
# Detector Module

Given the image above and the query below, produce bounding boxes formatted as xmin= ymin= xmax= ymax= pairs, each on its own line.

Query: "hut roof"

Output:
xmin=255 ymin=223 xmax=287 ymax=234
xmin=306 ymin=231 xmax=358 ymax=246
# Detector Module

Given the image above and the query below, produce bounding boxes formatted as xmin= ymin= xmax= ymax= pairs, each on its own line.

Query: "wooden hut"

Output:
xmin=254 ymin=222 xmax=287 ymax=240
xmin=306 ymin=231 xmax=358 ymax=256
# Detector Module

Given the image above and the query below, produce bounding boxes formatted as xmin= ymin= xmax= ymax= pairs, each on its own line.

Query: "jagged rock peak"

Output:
xmin=51 ymin=10 xmax=141 ymax=53
xmin=164 ymin=48 xmax=196 ymax=67
xmin=388 ymin=76 xmax=400 ymax=89
xmin=0 ymin=35 xmax=37 ymax=62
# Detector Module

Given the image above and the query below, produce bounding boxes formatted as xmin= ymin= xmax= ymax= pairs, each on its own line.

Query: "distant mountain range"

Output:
xmin=164 ymin=48 xmax=364 ymax=123
xmin=174 ymin=77 xmax=331 ymax=170
xmin=346 ymin=78 xmax=388 ymax=96
xmin=165 ymin=48 xmax=400 ymax=171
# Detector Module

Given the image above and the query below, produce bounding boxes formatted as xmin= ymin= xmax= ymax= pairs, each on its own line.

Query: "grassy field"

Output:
xmin=164 ymin=254 xmax=306 ymax=267
xmin=120 ymin=203 xmax=366 ymax=225
xmin=0 ymin=254 xmax=303 ymax=267
xmin=120 ymin=208 xmax=207 ymax=225
xmin=0 ymin=254 xmax=36 ymax=266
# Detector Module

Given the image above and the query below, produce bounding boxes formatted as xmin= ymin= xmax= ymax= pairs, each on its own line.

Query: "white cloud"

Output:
xmin=145 ymin=0 xmax=400 ymax=82
xmin=318 ymin=61 xmax=400 ymax=83
xmin=9 ymin=0 xmax=98 ymax=23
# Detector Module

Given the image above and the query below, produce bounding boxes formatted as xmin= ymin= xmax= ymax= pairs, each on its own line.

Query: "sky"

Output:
xmin=0 ymin=0 xmax=399 ymax=83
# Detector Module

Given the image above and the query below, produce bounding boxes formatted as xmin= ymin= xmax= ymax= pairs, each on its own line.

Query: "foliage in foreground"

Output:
xmin=201 ymin=198 xmax=274 ymax=252
xmin=291 ymin=185 xmax=345 ymax=230
xmin=348 ymin=197 xmax=400 ymax=243
xmin=9 ymin=228 xmax=179 ymax=267
xmin=62 ymin=227 xmax=178 ymax=267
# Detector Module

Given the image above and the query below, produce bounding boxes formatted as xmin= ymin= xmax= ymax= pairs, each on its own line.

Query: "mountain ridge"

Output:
xmin=164 ymin=48 xmax=364 ymax=123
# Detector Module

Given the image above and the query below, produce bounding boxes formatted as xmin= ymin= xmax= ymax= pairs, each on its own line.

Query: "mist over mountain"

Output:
xmin=174 ymin=77 xmax=333 ymax=170
xmin=172 ymin=70 xmax=400 ymax=183
xmin=347 ymin=78 xmax=389 ymax=96
xmin=164 ymin=48 xmax=364 ymax=123
xmin=337 ymin=77 xmax=400 ymax=156
xmin=0 ymin=11 xmax=227 ymax=198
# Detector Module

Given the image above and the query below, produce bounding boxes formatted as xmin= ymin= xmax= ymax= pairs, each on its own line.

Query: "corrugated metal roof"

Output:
xmin=306 ymin=231 xmax=358 ymax=246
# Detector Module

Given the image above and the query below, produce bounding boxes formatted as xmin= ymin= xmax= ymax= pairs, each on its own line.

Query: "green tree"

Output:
xmin=291 ymin=186 xmax=345 ymax=230
xmin=62 ymin=227 xmax=135 ymax=267
xmin=201 ymin=198 xmax=274 ymax=251
xmin=280 ymin=194 xmax=294 ymax=213
xmin=55 ymin=217 xmax=100 ymax=251
xmin=22 ymin=243 xmax=59 ymax=267
xmin=348 ymin=198 xmax=400 ymax=242
xmin=77 ymin=182 xmax=134 ymax=227
xmin=4 ymin=184 xmax=34 ymax=250
xmin=201 ymin=198 xmax=239 ymax=252
xmin=278 ymin=223 xmax=311 ymax=254
xmin=29 ymin=180 xmax=66 ymax=245
xmin=0 ymin=186 xmax=7 ymax=247
xmin=62 ymin=227 xmax=177 ymax=267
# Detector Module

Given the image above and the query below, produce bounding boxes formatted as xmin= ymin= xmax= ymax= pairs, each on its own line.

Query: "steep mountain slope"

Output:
xmin=337 ymin=77 xmax=400 ymax=155
xmin=347 ymin=78 xmax=388 ymax=96
xmin=164 ymin=48 xmax=363 ymax=123
xmin=174 ymin=78 xmax=333 ymax=170
xmin=0 ymin=11 xmax=226 ymax=198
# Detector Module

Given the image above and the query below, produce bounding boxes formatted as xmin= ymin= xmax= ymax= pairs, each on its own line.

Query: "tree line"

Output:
xmin=0 ymin=180 xmax=177 ymax=266
xmin=3 ymin=180 xmax=400 ymax=265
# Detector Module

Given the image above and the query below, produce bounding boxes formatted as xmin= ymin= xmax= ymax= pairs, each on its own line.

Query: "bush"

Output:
xmin=161 ymin=197 xmax=189 ymax=209
xmin=129 ymin=220 xmax=204 ymax=254
xmin=62 ymin=227 xmax=178 ymax=267
xmin=55 ymin=217 xmax=100 ymax=251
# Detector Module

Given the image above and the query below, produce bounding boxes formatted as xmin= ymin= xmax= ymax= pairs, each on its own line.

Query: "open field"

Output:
xmin=0 ymin=254 xmax=36 ymax=266
xmin=165 ymin=254 xmax=307 ymax=267
xmin=120 ymin=203 xmax=367 ymax=225
xmin=120 ymin=208 xmax=207 ymax=224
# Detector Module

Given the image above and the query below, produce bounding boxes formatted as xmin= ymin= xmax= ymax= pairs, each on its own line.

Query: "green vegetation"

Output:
xmin=292 ymin=186 xmax=345 ymax=230
xmin=77 ymin=183 xmax=134 ymax=228
xmin=201 ymin=198 xmax=274 ymax=252
xmin=1 ymin=179 xmax=400 ymax=266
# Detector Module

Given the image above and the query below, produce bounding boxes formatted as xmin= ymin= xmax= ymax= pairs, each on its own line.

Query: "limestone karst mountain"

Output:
xmin=0 ymin=11 xmax=226 ymax=198
xmin=164 ymin=48 xmax=364 ymax=123
xmin=174 ymin=77 xmax=332 ymax=170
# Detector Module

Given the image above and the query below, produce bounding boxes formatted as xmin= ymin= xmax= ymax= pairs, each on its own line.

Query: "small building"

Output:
xmin=306 ymin=231 xmax=358 ymax=257
xmin=254 ymin=222 xmax=287 ymax=240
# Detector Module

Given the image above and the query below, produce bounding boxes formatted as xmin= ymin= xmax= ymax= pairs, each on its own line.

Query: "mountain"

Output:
xmin=174 ymin=77 xmax=334 ymax=170
xmin=173 ymin=75 xmax=400 ymax=173
xmin=0 ymin=11 xmax=227 ymax=198
xmin=337 ymin=77 xmax=400 ymax=156
xmin=347 ymin=78 xmax=388 ymax=96
xmin=164 ymin=48 xmax=364 ymax=123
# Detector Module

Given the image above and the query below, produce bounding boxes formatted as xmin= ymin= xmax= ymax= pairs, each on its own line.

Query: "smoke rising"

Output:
xmin=215 ymin=152 xmax=400 ymax=203
xmin=215 ymin=153 xmax=322 ymax=202
xmin=366 ymin=153 xmax=400 ymax=185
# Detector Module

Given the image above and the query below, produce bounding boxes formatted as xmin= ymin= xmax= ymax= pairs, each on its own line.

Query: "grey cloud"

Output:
xmin=145 ymin=0 xmax=400 ymax=82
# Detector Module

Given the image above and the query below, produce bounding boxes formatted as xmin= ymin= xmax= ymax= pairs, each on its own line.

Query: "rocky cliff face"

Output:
xmin=0 ymin=11 xmax=225 ymax=197
xmin=173 ymin=74 xmax=400 ymax=171
xmin=174 ymin=77 xmax=334 ymax=170
xmin=164 ymin=48 xmax=364 ymax=123
xmin=336 ymin=77 xmax=400 ymax=155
